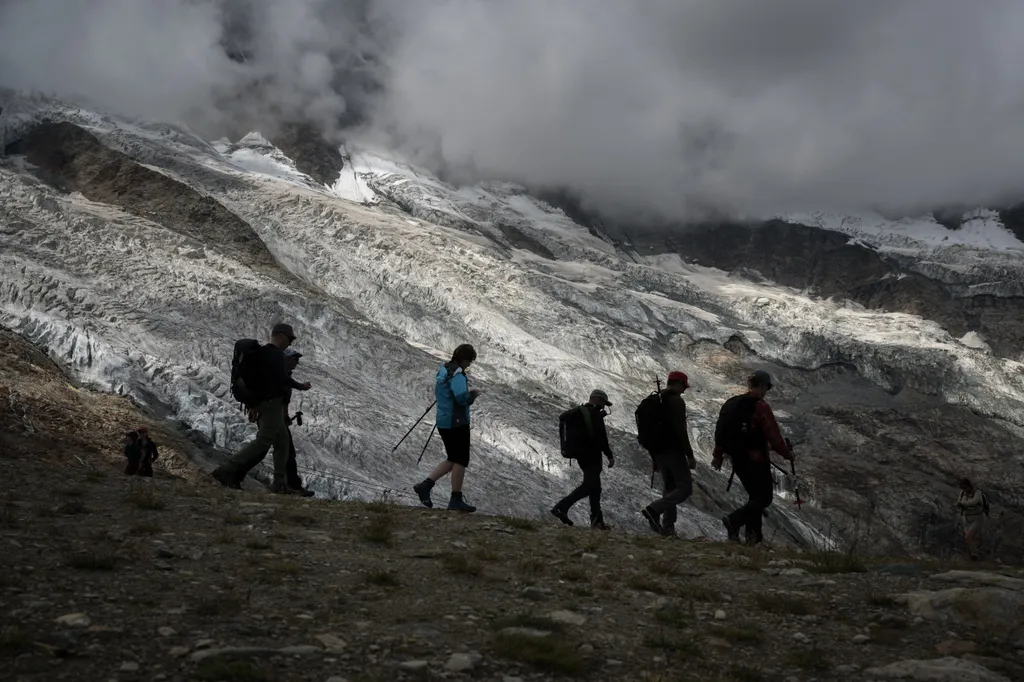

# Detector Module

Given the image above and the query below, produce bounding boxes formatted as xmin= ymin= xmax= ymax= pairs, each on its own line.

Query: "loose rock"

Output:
xmin=548 ymin=610 xmax=587 ymax=626
xmin=54 ymin=613 xmax=90 ymax=628
xmin=445 ymin=653 xmax=476 ymax=672
xmin=119 ymin=662 xmax=139 ymax=672
xmin=865 ymin=656 xmax=1010 ymax=682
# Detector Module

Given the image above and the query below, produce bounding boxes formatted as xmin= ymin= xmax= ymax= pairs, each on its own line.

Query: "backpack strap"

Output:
xmin=578 ymin=404 xmax=594 ymax=438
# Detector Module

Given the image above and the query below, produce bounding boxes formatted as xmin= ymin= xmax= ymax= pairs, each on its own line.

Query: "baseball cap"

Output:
xmin=590 ymin=389 xmax=612 ymax=407
xmin=271 ymin=323 xmax=296 ymax=341
xmin=667 ymin=371 xmax=690 ymax=388
xmin=284 ymin=348 xmax=303 ymax=359
xmin=749 ymin=370 xmax=773 ymax=389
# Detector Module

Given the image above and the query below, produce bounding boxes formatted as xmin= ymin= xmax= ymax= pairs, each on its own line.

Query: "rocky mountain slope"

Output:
xmin=2 ymin=331 xmax=1023 ymax=682
xmin=1 ymin=89 xmax=1023 ymax=560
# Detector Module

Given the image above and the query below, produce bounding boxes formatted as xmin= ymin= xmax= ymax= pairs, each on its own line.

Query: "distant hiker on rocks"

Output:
xmin=136 ymin=427 xmax=159 ymax=477
xmin=225 ymin=346 xmax=314 ymax=496
xmin=212 ymin=323 xmax=311 ymax=494
xmin=413 ymin=344 xmax=482 ymax=512
xmin=551 ymin=390 xmax=615 ymax=530
xmin=956 ymin=477 xmax=989 ymax=561
xmin=637 ymin=371 xmax=696 ymax=537
xmin=713 ymin=370 xmax=793 ymax=546
xmin=123 ymin=430 xmax=142 ymax=475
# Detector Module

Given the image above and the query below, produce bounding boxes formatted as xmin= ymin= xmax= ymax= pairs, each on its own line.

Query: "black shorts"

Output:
xmin=439 ymin=425 xmax=471 ymax=467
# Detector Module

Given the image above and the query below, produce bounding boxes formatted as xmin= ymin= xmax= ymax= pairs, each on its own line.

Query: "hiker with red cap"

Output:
xmin=712 ymin=370 xmax=793 ymax=545
xmin=551 ymin=389 xmax=616 ymax=530
xmin=135 ymin=427 xmax=160 ymax=477
xmin=637 ymin=371 xmax=696 ymax=536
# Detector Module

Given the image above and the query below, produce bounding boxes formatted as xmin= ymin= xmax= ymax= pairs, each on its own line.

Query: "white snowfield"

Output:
xmin=2 ymin=91 xmax=1023 ymax=545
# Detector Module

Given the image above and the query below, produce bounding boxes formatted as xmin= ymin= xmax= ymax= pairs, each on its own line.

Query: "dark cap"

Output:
xmin=590 ymin=389 xmax=612 ymax=407
xmin=749 ymin=370 xmax=773 ymax=389
xmin=271 ymin=323 xmax=296 ymax=340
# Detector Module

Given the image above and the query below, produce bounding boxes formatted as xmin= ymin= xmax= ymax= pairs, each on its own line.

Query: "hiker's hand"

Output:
xmin=687 ymin=454 xmax=697 ymax=470
xmin=298 ymin=382 xmax=312 ymax=391
xmin=606 ymin=454 xmax=615 ymax=468
xmin=711 ymin=456 xmax=723 ymax=471
xmin=247 ymin=408 xmax=259 ymax=423
xmin=470 ymin=389 xmax=482 ymax=397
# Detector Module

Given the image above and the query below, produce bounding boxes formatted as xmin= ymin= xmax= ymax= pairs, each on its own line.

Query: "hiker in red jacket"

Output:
xmin=712 ymin=370 xmax=793 ymax=545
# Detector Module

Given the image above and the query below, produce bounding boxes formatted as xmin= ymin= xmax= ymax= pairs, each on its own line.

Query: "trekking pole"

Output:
xmin=784 ymin=438 xmax=804 ymax=509
xmin=417 ymin=425 xmax=437 ymax=465
xmin=391 ymin=401 xmax=436 ymax=453
xmin=726 ymin=467 xmax=736 ymax=491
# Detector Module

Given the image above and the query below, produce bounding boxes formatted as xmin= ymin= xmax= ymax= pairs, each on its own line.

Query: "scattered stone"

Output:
xmin=54 ymin=613 xmax=91 ymax=627
xmin=194 ymin=639 xmax=215 ymax=650
xmin=578 ymin=644 xmax=594 ymax=654
xmin=930 ymin=571 xmax=1024 ymax=592
xmin=792 ymin=632 xmax=810 ymax=644
xmin=168 ymin=647 xmax=189 ymax=658
xmin=865 ymin=656 xmax=1010 ymax=682
xmin=452 ymin=541 xmax=468 ymax=549
xmin=706 ymin=637 xmax=731 ymax=648
xmin=714 ymin=610 xmax=727 ymax=620
xmin=520 ymin=587 xmax=549 ymax=601
xmin=581 ymin=553 xmax=598 ymax=560
xmin=157 ymin=627 xmax=176 ymax=638
xmin=899 ymin=588 xmax=1024 ymax=639
xmin=445 ymin=653 xmax=476 ymax=672
xmin=606 ymin=659 xmax=622 ymax=666
xmin=548 ymin=610 xmax=587 ymax=626
xmin=190 ymin=645 xmax=319 ymax=663
xmin=325 ymin=677 xmax=349 ymax=682
xmin=853 ymin=634 xmax=870 ymax=644
xmin=502 ymin=677 xmax=524 ymax=682
xmin=315 ymin=634 xmax=347 ymax=653
xmin=399 ymin=660 xmax=429 ymax=671
xmin=500 ymin=627 xmax=551 ymax=638
xmin=119 ymin=662 xmax=139 ymax=672
xmin=834 ymin=664 xmax=861 ymax=674
xmin=936 ymin=639 xmax=978 ymax=656
xmin=799 ymin=578 xmax=838 ymax=587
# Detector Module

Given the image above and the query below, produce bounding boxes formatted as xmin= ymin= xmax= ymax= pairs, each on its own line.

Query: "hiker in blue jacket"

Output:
xmin=413 ymin=344 xmax=482 ymax=512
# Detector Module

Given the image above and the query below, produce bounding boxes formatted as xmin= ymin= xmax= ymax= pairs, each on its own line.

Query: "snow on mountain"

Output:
xmin=2 ymin=90 xmax=1023 ymax=555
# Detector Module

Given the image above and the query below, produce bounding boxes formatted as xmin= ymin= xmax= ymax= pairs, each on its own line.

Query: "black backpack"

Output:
xmin=559 ymin=405 xmax=594 ymax=459
xmin=230 ymin=339 xmax=262 ymax=408
xmin=714 ymin=394 xmax=762 ymax=458
xmin=635 ymin=391 xmax=671 ymax=453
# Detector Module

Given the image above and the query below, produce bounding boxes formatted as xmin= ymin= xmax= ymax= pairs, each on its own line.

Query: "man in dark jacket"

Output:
xmin=136 ymin=427 xmax=159 ymax=477
xmin=551 ymin=390 xmax=616 ymax=529
xmin=712 ymin=370 xmax=793 ymax=545
xmin=641 ymin=371 xmax=696 ymax=536
xmin=212 ymin=323 xmax=311 ymax=494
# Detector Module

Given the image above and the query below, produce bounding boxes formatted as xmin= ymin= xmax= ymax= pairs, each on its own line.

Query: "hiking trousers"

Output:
xmin=230 ymin=424 xmax=304 ymax=490
xmin=555 ymin=458 xmax=603 ymax=523
xmin=219 ymin=397 xmax=290 ymax=484
xmin=648 ymin=453 xmax=694 ymax=531
xmin=727 ymin=457 xmax=773 ymax=540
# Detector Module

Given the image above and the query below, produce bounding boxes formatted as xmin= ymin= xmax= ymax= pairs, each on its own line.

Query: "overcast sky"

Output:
xmin=3 ymin=0 xmax=1024 ymax=220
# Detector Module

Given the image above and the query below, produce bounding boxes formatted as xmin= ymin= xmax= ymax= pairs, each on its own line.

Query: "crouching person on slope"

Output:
xmin=413 ymin=344 xmax=482 ymax=512
xmin=212 ymin=323 xmax=311 ymax=494
xmin=551 ymin=390 xmax=615 ymax=530
xmin=713 ymin=370 xmax=792 ymax=545
xmin=639 ymin=371 xmax=696 ymax=537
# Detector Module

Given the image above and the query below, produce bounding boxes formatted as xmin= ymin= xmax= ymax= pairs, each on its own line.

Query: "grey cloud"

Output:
xmin=4 ymin=0 xmax=1024 ymax=220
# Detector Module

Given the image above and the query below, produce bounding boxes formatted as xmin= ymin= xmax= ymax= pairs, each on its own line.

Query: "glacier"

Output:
xmin=2 ymin=90 xmax=1023 ymax=556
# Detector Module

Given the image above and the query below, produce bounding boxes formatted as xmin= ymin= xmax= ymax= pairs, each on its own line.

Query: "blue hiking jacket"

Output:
xmin=435 ymin=362 xmax=476 ymax=429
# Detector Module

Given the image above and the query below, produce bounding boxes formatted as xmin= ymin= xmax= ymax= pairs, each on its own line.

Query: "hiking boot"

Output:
xmin=269 ymin=480 xmax=294 ymax=495
xmin=551 ymin=507 xmax=574 ymax=526
xmin=660 ymin=525 xmax=677 ymax=538
xmin=448 ymin=492 xmax=476 ymax=513
xmin=212 ymin=469 xmax=241 ymax=490
xmin=591 ymin=519 xmax=610 ymax=531
xmin=722 ymin=516 xmax=740 ymax=542
xmin=299 ymin=488 xmax=315 ymax=498
xmin=413 ymin=479 xmax=435 ymax=508
xmin=744 ymin=531 xmax=763 ymax=546
xmin=641 ymin=507 xmax=663 ymax=534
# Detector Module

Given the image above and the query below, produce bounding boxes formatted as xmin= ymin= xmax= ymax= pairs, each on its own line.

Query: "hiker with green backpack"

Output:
xmin=550 ymin=390 xmax=616 ymax=530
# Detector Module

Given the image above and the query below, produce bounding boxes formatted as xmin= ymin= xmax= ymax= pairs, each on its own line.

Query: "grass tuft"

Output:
xmin=65 ymin=552 xmax=117 ymax=571
xmin=643 ymin=633 xmax=703 ymax=657
xmin=442 ymin=554 xmax=482 ymax=577
xmin=787 ymin=649 xmax=831 ymax=672
xmin=193 ymin=594 xmax=243 ymax=617
xmin=364 ymin=569 xmax=401 ymax=587
xmin=125 ymin=489 xmax=166 ymax=511
xmin=193 ymin=658 xmax=270 ymax=682
xmin=492 ymin=633 xmax=584 ymax=675
xmin=754 ymin=592 xmax=815 ymax=615
xmin=501 ymin=515 xmax=540 ymax=531
xmin=359 ymin=514 xmax=395 ymax=546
